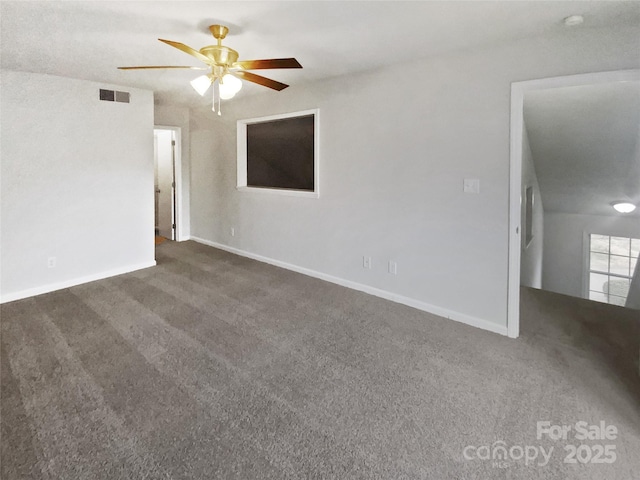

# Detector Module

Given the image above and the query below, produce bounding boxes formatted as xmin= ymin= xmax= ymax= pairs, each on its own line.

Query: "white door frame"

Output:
xmin=154 ymin=125 xmax=186 ymax=241
xmin=507 ymin=69 xmax=640 ymax=338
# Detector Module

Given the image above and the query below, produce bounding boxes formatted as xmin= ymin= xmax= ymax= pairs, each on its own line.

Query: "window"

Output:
xmin=237 ymin=109 xmax=319 ymax=198
xmin=587 ymin=234 xmax=640 ymax=306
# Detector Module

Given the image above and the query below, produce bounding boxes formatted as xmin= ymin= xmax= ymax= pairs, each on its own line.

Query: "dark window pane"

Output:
xmin=246 ymin=115 xmax=314 ymax=191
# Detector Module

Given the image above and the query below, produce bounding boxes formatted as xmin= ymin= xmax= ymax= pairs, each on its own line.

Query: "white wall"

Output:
xmin=154 ymin=104 xmax=191 ymax=240
xmin=520 ymin=126 xmax=544 ymax=288
xmin=0 ymin=70 xmax=155 ymax=302
xmin=543 ymin=212 xmax=640 ymax=298
xmin=190 ymin=26 xmax=640 ymax=333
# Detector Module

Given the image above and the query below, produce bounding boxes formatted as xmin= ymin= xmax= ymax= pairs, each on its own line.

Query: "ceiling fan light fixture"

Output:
xmin=219 ymin=74 xmax=242 ymax=99
xmin=190 ymin=74 xmax=213 ymax=96
xmin=612 ymin=202 xmax=636 ymax=213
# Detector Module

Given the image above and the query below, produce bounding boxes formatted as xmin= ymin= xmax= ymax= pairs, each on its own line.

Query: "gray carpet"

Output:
xmin=2 ymin=240 xmax=639 ymax=479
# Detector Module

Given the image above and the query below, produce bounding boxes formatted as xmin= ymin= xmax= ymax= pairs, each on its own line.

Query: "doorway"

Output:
xmin=154 ymin=126 xmax=182 ymax=242
xmin=507 ymin=69 xmax=640 ymax=338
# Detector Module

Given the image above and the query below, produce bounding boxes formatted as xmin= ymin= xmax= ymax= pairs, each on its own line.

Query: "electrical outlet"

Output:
xmin=47 ymin=257 xmax=56 ymax=268
xmin=231 ymin=227 xmax=235 ymax=237
xmin=363 ymin=256 xmax=372 ymax=269
xmin=388 ymin=261 xmax=397 ymax=275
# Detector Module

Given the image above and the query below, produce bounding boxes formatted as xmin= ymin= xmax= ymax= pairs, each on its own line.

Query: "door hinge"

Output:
xmin=171 ymin=140 xmax=176 ymax=146
xmin=172 ymin=224 xmax=176 ymax=229
xmin=172 ymin=182 xmax=175 ymax=188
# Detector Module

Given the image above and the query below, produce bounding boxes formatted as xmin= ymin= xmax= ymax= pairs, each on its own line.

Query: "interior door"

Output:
xmin=154 ymin=129 xmax=174 ymax=240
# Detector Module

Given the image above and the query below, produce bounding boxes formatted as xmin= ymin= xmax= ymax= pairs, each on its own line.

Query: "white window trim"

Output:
xmin=236 ymin=108 xmax=320 ymax=198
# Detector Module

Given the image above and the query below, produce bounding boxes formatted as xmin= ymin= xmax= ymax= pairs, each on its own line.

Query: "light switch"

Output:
xmin=463 ymin=178 xmax=480 ymax=194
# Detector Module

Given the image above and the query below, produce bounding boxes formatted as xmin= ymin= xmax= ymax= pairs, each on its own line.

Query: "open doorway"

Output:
xmin=153 ymin=126 xmax=182 ymax=243
xmin=508 ymin=70 xmax=640 ymax=338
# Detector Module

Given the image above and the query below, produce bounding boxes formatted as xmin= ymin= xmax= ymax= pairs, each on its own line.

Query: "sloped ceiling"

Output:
xmin=2 ymin=1 xmax=640 ymax=107
xmin=524 ymin=81 xmax=640 ymax=217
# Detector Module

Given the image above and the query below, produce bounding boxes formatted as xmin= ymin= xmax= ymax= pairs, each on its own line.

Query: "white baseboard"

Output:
xmin=189 ymin=236 xmax=508 ymax=337
xmin=0 ymin=261 xmax=157 ymax=304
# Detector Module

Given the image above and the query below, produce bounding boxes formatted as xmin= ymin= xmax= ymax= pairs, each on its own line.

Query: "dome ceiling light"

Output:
xmin=612 ymin=202 xmax=636 ymax=214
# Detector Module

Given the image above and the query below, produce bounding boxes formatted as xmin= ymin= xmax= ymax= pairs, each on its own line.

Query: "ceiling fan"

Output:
xmin=119 ymin=24 xmax=302 ymax=114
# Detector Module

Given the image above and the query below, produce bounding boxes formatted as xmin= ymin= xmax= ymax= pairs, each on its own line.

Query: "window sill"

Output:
xmin=236 ymin=186 xmax=319 ymax=199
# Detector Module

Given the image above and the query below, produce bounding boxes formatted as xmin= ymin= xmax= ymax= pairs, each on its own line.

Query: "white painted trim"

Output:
xmin=508 ymin=69 xmax=640 ymax=339
xmin=0 ymin=261 xmax=157 ymax=304
xmin=508 ymin=82 xmax=524 ymax=339
xmin=237 ymin=120 xmax=247 ymax=187
xmin=235 ymin=186 xmax=319 ymax=198
xmin=239 ymin=109 xmax=320 ymax=125
xmin=236 ymin=108 xmax=320 ymax=198
xmin=155 ymin=125 xmax=188 ymax=241
xmin=511 ymin=70 xmax=640 ymax=92
xmin=190 ymin=236 xmax=508 ymax=337
xmin=582 ymin=231 xmax=590 ymax=299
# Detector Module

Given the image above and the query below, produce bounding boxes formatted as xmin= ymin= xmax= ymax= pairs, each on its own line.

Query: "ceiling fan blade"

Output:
xmin=233 ymin=58 xmax=302 ymax=70
xmin=118 ymin=65 xmax=208 ymax=70
xmin=232 ymin=71 xmax=289 ymax=91
xmin=158 ymin=39 xmax=211 ymax=64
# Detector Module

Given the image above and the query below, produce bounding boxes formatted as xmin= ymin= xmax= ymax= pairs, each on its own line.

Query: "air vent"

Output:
xmin=115 ymin=91 xmax=130 ymax=103
xmin=99 ymin=89 xmax=114 ymax=101
xmin=99 ymin=89 xmax=130 ymax=103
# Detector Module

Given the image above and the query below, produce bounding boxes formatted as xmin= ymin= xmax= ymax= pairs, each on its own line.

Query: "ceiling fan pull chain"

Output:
xmin=213 ymin=79 xmax=221 ymax=115
xmin=216 ymin=80 xmax=222 ymax=115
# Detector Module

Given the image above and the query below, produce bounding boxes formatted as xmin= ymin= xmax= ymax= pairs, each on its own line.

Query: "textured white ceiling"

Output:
xmin=2 ymin=1 xmax=640 ymax=107
xmin=524 ymin=81 xmax=640 ymax=217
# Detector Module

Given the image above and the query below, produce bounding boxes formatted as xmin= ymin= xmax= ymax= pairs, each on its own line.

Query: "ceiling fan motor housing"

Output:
xmin=199 ymin=45 xmax=239 ymax=66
